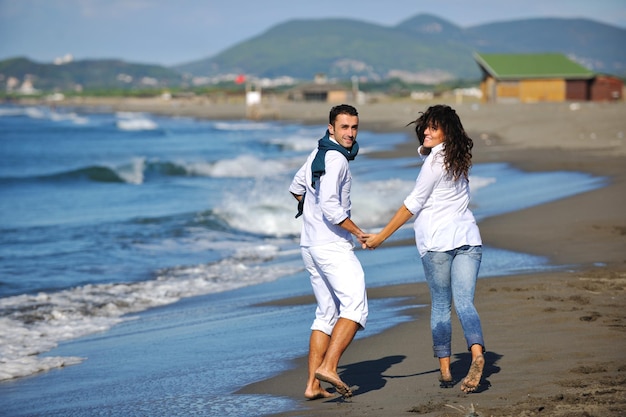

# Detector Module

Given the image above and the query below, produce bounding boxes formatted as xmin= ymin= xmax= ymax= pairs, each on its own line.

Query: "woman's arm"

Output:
xmin=364 ymin=205 xmax=413 ymax=249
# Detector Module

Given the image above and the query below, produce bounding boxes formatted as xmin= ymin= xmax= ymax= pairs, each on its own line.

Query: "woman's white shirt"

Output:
xmin=403 ymin=143 xmax=482 ymax=256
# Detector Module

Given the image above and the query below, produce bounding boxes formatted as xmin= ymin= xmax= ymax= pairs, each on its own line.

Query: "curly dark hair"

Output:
xmin=408 ymin=105 xmax=473 ymax=181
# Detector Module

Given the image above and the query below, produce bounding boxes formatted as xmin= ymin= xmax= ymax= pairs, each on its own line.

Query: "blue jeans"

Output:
xmin=421 ymin=245 xmax=484 ymax=358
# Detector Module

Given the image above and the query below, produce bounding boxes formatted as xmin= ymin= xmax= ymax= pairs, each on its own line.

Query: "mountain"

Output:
xmin=463 ymin=18 xmax=626 ymax=73
xmin=0 ymin=57 xmax=184 ymax=92
xmin=176 ymin=15 xmax=626 ymax=82
xmin=177 ymin=16 xmax=478 ymax=83
xmin=2 ymin=14 xmax=624 ymax=93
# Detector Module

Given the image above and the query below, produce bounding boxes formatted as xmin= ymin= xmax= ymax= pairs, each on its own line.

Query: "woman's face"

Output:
xmin=423 ymin=124 xmax=445 ymax=148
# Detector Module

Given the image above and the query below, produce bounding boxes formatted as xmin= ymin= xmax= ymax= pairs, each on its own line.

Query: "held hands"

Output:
xmin=357 ymin=206 xmax=411 ymax=250
xmin=356 ymin=232 xmax=369 ymax=249
xmin=357 ymin=233 xmax=384 ymax=250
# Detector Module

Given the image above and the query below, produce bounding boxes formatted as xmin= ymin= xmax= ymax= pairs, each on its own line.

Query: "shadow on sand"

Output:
xmin=324 ymin=351 xmax=502 ymax=401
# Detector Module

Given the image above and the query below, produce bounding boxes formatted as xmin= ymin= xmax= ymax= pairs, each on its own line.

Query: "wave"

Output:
xmin=264 ymin=130 xmax=319 ymax=152
xmin=54 ymin=165 xmax=138 ymax=183
xmin=0 ymin=159 xmax=148 ymax=185
xmin=469 ymin=175 xmax=497 ymax=191
xmin=0 ymin=105 xmax=89 ymax=124
xmin=213 ymin=121 xmax=277 ymax=131
xmin=0 ymin=244 xmax=303 ymax=381
xmin=0 ymin=155 xmax=307 ymax=185
xmin=116 ymin=117 xmax=158 ymax=131
xmin=205 ymin=155 xmax=301 ymax=178
xmin=0 ymin=107 xmax=25 ymax=117
xmin=0 ymin=105 xmax=163 ymax=132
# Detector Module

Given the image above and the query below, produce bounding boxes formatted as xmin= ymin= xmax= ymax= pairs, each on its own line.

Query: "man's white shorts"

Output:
xmin=301 ymin=240 xmax=368 ymax=335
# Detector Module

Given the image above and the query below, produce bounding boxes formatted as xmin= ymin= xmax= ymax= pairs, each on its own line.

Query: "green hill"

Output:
xmin=1 ymin=14 xmax=624 ymax=93
xmin=178 ymin=16 xmax=477 ymax=82
xmin=0 ymin=57 xmax=184 ymax=92
xmin=176 ymin=15 xmax=626 ymax=81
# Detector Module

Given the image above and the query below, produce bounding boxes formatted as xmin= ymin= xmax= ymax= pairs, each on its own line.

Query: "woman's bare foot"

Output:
xmin=304 ymin=387 xmax=334 ymax=400
xmin=461 ymin=355 xmax=484 ymax=393
xmin=314 ymin=370 xmax=353 ymax=398
xmin=438 ymin=357 xmax=453 ymax=388
xmin=439 ymin=369 xmax=454 ymax=388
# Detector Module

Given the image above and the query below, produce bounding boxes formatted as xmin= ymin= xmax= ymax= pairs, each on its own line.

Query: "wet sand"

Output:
xmin=56 ymin=97 xmax=626 ymax=416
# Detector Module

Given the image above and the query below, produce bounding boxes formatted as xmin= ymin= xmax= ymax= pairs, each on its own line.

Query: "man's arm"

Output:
xmin=291 ymin=192 xmax=305 ymax=218
xmin=320 ymin=153 xmax=366 ymax=243
xmin=338 ymin=217 xmax=366 ymax=244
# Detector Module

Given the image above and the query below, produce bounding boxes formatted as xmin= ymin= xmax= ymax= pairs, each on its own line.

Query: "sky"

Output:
xmin=1 ymin=0 xmax=625 ymax=66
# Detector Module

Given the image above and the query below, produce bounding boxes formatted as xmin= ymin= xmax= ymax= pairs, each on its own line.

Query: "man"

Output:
xmin=289 ymin=104 xmax=368 ymax=399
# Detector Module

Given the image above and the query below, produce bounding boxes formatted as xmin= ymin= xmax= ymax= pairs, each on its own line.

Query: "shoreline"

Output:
xmin=248 ymin=100 xmax=626 ymax=416
xmin=20 ymin=97 xmax=626 ymax=415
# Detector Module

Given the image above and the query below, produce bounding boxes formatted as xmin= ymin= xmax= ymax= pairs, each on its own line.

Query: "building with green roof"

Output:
xmin=474 ymin=53 xmax=622 ymax=103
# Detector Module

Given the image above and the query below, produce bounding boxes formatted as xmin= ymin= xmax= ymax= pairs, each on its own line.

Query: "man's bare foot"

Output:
xmin=461 ymin=355 xmax=484 ymax=393
xmin=314 ymin=370 xmax=353 ymax=398
xmin=304 ymin=387 xmax=334 ymax=400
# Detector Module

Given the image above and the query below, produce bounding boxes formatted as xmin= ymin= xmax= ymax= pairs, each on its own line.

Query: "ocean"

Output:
xmin=0 ymin=104 xmax=606 ymax=416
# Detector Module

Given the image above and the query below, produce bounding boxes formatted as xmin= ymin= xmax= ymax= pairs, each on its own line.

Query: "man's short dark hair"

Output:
xmin=329 ymin=104 xmax=358 ymax=125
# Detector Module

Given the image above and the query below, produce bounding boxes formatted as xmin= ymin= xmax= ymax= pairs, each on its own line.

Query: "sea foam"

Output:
xmin=0 ymin=243 xmax=302 ymax=381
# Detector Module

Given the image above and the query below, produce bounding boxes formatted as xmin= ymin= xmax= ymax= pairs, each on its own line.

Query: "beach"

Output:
xmin=238 ymin=100 xmax=626 ymax=416
xmin=47 ymin=97 xmax=626 ymax=416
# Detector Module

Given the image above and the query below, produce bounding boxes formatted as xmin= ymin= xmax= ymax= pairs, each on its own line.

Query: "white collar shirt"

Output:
xmin=289 ymin=138 xmax=353 ymax=247
xmin=403 ymin=143 xmax=482 ymax=256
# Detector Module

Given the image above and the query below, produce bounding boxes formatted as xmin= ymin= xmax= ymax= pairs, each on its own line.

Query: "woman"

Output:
xmin=364 ymin=104 xmax=485 ymax=393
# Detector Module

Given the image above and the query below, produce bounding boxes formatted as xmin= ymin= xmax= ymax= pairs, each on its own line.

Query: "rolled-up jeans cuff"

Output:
xmin=466 ymin=337 xmax=485 ymax=352
xmin=433 ymin=345 xmax=451 ymax=358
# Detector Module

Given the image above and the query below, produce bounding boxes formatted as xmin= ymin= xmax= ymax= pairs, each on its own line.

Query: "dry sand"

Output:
xmin=57 ymin=97 xmax=626 ymax=416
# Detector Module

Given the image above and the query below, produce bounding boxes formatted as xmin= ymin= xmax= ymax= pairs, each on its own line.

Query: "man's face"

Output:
xmin=328 ymin=114 xmax=359 ymax=149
